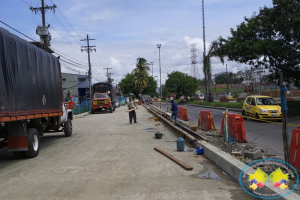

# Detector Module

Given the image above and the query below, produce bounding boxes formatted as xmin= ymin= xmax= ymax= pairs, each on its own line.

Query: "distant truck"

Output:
xmin=91 ymin=82 xmax=116 ymax=114
xmin=0 ymin=28 xmax=73 ymax=158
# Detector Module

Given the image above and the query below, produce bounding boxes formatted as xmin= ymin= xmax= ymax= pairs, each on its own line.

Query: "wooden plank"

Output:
xmin=125 ymin=107 xmax=141 ymax=112
xmin=154 ymin=147 xmax=193 ymax=171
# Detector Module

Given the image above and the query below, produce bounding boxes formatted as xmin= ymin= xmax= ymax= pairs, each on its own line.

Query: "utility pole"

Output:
xmin=157 ymin=44 xmax=162 ymax=99
xmin=107 ymin=72 xmax=114 ymax=83
xmin=81 ymin=35 xmax=96 ymax=101
xmin=150 ymin=62 xmax=154 ymax=77
xmin=104 ymin=67 xmax=113 ymax=83
xmin=30 ymin=0 xmax=56 ymax=48
xmin=202 ymin=0 xmax=208 ymax=101
xmin=280 ymin=72 xmax=289 ymax=163
xmin=226 ymin=64 xmax=228 ymax=95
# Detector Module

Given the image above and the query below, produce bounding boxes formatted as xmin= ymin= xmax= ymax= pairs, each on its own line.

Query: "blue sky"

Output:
xmin=1 ymin=0 xmax=273 ymax=85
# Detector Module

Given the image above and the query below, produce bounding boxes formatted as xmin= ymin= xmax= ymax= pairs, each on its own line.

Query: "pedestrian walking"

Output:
xmin=127 ymin=97 xmax=138 ymax=124
xmin=170 ymin=99 xmax=178 ymax=121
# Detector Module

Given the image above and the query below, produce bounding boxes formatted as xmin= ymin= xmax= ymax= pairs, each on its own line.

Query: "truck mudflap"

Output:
xmin=8 ymin=136 xmax=28 ymax=151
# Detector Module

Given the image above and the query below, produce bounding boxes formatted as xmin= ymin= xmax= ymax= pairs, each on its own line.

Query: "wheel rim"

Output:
xmin=33 ymin=134 xmax=39 ymax=151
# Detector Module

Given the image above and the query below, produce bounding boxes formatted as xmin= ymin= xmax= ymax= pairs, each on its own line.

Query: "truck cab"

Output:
xmin=91 ymin=93 xmax=114 ymax=113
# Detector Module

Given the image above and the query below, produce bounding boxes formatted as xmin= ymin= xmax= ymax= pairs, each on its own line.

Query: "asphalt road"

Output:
xmin=158 ymin=103 xmax=300 ymax=160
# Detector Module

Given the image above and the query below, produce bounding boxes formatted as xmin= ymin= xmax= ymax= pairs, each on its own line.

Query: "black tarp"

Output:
xmin=93 ymin=82 xmax=116 ymax=103
xmin=0 ymin=27 xmax=62 ymax=117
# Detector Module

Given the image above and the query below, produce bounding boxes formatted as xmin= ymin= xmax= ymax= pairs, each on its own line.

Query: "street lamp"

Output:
xmin=156 ymin=44 xmax=162 ymax=99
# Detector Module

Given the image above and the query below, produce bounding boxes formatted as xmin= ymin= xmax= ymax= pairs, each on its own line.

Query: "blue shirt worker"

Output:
xmin=170 ymin=100 xmax=178 ymax=121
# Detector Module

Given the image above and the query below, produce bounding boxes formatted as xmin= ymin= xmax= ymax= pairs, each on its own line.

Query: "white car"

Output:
xmin=199 ymin=94 xmax=205 ymax=100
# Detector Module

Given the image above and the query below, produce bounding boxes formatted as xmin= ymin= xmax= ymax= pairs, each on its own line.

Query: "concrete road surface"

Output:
xmin=0 ymin=106 xmax=256 ymax=200
xmin=158 ymin=103 xmax=300 ymax=160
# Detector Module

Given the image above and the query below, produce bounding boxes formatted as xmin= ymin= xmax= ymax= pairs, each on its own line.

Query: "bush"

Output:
xmin=189 ymin=97 xmax=195 ymax=101
xmin=188 ymin=100 xmax=244 ymax=109
xmin=233 ymin=93 xmax=239 ymax=98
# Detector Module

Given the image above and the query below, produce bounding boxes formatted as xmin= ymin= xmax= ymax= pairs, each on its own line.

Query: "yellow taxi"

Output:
xmin=242 ymin=96 xmax=282 ymax=120
xmin=227 ymin=95 xmax=234 ymax=101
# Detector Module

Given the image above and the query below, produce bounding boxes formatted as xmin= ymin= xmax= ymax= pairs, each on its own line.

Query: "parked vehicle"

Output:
xmin=0 ymin=28 xmax=73 ymax=158
xmin=242 ymin=96 xmax=282 ymax=121
xmin=115 ymin=97 xmax=120 ymax=107
xmin=134 ymin=98 xmax=139 ymax=103
xmin=199 ymin=94 xmax=205 ymax=101
xmin=91 ymin=82 xmax=116 ymax=114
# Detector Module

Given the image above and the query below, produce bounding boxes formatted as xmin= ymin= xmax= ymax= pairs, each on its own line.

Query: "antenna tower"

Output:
xmin=190 ymin=44 xmax=200 ymax=80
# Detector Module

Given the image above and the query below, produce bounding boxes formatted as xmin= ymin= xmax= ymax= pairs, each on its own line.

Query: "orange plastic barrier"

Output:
xmin=198 ymin=111 xmax=216 ymax=131
xmin=219 ymin=112 xmax=247 ymax=143
xmin=289 ymin=125 xmax=300 ymax=172
xmin=138 ymin=101 xmax=141 ymax=105
xmin=177 ymin=106 xmax=184 ymax=120
xmin=65 ymin=101 xmax=74 ymax=109
xmin=182 ymin=107 xmax=189 ymax=121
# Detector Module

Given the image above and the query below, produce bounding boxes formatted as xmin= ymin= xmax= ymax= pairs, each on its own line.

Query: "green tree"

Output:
xmin=165 ymin=71 xmax=198 ymax=98
xmin=132 ymin=57 xmax=150 ymax=97
xmin=143 ymin=76 xmax=158 ymax=96
xmin=204 ymin=41 xmax=224 ymax=102
xmin=215 ymin=72 xmax=244 ymax=84
xmin=119 ymin=73 xmax=135 ymax=95
xmin=212 ymin=0 xmax=300 ymax=86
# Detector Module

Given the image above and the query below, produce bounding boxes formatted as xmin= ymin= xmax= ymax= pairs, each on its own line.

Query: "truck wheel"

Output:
xmin=64 ymin=119 xmax=72 ymax=137
xmin=24 ymin=128 xmax=40 ymax=158
xmin=110 ymin=105 xmax=113 ymax=113
xmin=13 ymin=151 xmax=26 ymax=159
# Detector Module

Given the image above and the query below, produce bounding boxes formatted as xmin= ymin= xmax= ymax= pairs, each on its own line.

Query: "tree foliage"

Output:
xmin=212 ymin=0 xmax=300 ymax=86
xmin=132 ymin=57 xmax=150 ymax=95
xmin=215 ymin=72 xmax=244 ymax=84
xmin=165 ymin=71 xmax=198 ymax=98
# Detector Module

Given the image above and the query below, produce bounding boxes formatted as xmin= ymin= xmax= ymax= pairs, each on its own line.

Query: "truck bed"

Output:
xmin=0 ymin=27 xmax=63 ymax=122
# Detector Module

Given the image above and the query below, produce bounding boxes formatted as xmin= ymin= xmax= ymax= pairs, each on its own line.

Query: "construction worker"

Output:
xmin=170 ymin=99 xmax=178 ymax=121
xmin=127 ymin=97 xmax=138 ymax=124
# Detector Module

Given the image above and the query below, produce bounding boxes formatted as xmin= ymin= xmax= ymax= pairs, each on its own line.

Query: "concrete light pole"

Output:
xmin=156 ymin=44 xmax=162 ymax=99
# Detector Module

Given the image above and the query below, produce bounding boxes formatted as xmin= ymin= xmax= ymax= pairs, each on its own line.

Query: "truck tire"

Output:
xmin=64 ymin=119 xmax=72 ymax=137
xmin=13 ymin=151 xmax=26 ymax=159
xmin=110 ymin=105 xmax=113 ymax=113
xmin=24 ymin=128 xmax=40 ymax=158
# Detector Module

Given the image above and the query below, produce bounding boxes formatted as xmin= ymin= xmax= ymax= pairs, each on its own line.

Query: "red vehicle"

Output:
xmin=91 ymin=82 xmax=116 ymax=114
xmin=91 ymin=93 xmax=114 ymax=113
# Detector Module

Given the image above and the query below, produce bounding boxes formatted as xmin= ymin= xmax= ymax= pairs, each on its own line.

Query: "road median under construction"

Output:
xmin=144 ymin=104 xmax=300 ymax=200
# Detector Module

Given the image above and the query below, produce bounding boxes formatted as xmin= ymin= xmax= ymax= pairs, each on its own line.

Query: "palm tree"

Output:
xmin=204 ymin=41 xmax=224 ymax=102
xmin=132 ymin=57 xmax=150 ymax=98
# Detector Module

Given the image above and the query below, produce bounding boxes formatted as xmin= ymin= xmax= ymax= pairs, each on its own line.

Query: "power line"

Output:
xmin=50 ymin=0 xmax=83 ymax=40
xmin=51 ymin=11 xmax=82 ymax=47
xmin=0 ymin=21 xmax=37 ymax=42
xmin=60 ymin=59 xmax=87 ymax=70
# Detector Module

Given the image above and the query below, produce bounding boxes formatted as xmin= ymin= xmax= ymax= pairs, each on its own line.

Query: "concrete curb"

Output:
xmin=146 ymin=105 xmax=299 ymax=200
xmin=159 ymin=102 xmax=243 ymax=112
xmin=74 ymin=112 xmax=90 ymax=119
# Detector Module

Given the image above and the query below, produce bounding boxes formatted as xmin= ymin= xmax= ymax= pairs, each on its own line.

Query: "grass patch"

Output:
xmin=185 ymin=100 xmax=244 ymax=109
